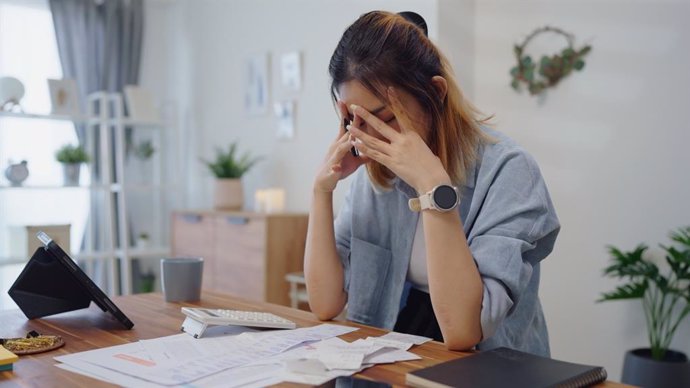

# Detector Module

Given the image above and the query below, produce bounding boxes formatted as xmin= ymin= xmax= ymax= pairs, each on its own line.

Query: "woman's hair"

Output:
xmin=329 ymin=11 xmax=491 ymax=189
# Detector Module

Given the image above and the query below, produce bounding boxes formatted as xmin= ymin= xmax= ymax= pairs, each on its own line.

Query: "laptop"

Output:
xmin=8 ymin=231 xmax=134 ymax=329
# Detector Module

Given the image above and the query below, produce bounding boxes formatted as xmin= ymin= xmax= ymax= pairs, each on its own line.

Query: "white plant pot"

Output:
xmin=136 ymin=238 xmax=150 ymax=249
xmin=214 ymin=178 xmax=243 ymax=210
xmin=62 ymin=163 xmax=81 ymax=186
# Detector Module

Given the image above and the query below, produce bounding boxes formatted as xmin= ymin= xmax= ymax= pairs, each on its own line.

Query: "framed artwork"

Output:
xmin=280 ymin=52 xmax=302 ymax=92
xmin=244 ymin=53 xmax=270 ymax=116
xmin=47 ymin=79 xmax=80 ymax=116
xmin=273 ymin=100 xmax=295 ymax=140
xmin=123 ymin=85 xmax=158 ymax=122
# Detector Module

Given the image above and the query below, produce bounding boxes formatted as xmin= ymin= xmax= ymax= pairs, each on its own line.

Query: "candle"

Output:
xmin=254 ymin=190 xmax=267 ymax=212
xmin=265 ymin=188 xmax=285 ymax=213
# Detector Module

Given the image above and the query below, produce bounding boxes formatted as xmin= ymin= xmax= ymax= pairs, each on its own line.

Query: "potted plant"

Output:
xmin=131 ymin=140 xmax=155 ymax=161
xmin=136 ymin=232 xmax=150 ymax=249
xmin=599 ymin=226 xmax=690 ymax=388
xmin=201 ymin=142 xmax=260 ymax=210
xmin=55 ymin=144 xmax=89 ymax=186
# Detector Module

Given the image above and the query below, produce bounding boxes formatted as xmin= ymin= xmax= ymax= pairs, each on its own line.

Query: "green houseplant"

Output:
xmin=599 ymin=226 xmax=690 ymax=387
xmin=55 ymin=144 xmax=89 ymax=186
xmin=131 ymin=140 xmax=155 ymax=161
xmin=136 ymin=232 xmax=150 ymax=249
xmin=56 ymin=144 xmax=89 ymax=164
xmin=201 ymin=142 xmax=260 ymax=210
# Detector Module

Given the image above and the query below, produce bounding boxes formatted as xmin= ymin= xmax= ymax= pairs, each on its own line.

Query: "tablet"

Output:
xmin=8 ymin=231 xmax=134 ymax=329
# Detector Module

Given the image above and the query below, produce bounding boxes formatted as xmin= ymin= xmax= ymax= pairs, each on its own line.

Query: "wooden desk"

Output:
xmin=0 ymin=291 xmax=626 ymax=387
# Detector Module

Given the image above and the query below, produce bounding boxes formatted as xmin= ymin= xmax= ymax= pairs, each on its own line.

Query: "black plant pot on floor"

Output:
xmin=622 ymin=348 xmax=690 ymax=388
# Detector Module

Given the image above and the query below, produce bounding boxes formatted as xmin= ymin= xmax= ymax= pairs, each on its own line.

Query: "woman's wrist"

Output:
xmin=415 ymin=170 xmax=452 ymax=195
xmin=313 ymin=183 xmax=336 ymax=195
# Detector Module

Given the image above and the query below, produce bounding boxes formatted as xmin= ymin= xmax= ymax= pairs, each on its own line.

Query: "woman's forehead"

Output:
xmin=338 ymin=80 xmax=387 ymax=113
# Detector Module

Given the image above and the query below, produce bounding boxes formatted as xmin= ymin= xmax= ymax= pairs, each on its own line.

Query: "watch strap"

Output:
xmin=419 ymin=192 xmax=433 ymax=210
xmin=407 ymin=192 xmax=433 ymax=212
xmin=408 ymin=198 xmax=421 ymax=212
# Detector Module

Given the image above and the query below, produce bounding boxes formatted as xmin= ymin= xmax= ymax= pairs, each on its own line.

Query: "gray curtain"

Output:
xmin=50 ymin=0 xmax=143 ymax=143
xmin=50 ymin=0 xmax=144 ymax=292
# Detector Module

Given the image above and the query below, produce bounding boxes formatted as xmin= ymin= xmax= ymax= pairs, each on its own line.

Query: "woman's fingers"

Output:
xmin=328 ymin=134 xmax=356 ymax=167
xmin=386 ymin=87 xmax=413 ymax=134
xmin=353 ymin=139 xmax=392 ymax=166
xmin=350 ymin=104 xmax=400 ymax=141
xmin=335 ymin=134 xmax=356 ymax=158
xmin=326 ymin=131 xmax=350 ymax=155
xmin=347 ymin=124 xmax=392 ymax=156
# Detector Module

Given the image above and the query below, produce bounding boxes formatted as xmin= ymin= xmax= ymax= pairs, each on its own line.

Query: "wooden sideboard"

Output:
xmin=171 ymin=210 xmax=308 ymax=306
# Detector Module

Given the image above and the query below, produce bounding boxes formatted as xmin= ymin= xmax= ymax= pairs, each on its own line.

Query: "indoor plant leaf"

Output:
xmin=599 ymin=226 xmax=690 ymax=361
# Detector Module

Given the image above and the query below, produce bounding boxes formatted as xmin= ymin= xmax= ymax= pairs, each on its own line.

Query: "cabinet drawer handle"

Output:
xmin=225 ymin=216 xmax=249 ymax=225
xmin=181 ymin=214 xmax=203 ymax=223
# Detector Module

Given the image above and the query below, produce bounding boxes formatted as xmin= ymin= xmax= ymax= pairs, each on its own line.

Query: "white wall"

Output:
xmin=473 ymin=0 xmax=690 ymax=380
xmin=141 ymin=0 xmax=690 ymax=381
xmin=165 ymin=0 xmax=443 ymax=212
xmin=438 ymin=0 xmax=475 ymax=98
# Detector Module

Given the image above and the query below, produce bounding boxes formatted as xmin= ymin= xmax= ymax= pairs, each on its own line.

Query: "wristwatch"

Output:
xmin=408 ymin=184 xmax=459 ymax=212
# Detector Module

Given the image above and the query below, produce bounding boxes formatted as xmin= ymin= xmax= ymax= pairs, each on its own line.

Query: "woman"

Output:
xmin=304 ymin=11 xmax=560 ymax=356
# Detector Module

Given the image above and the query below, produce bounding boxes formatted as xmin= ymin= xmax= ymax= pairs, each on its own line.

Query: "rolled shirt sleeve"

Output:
xmin=468 ymin=149 xmax=560 ymax=340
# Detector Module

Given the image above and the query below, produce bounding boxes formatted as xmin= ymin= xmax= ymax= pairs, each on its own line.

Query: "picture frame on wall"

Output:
xmin=280 ymin=51 xmax=302 ymax=93
xmin=47 ymin=79 xmax=81 ymax=116
xmin=274 ymin=100 xmax=295 ymax=140
xmin=244 ymin=53 xmax=270 ymax=116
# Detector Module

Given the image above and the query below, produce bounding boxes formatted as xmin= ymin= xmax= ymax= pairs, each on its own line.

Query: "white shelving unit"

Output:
xmin=0 ymin=91 xmax=183 ymax=297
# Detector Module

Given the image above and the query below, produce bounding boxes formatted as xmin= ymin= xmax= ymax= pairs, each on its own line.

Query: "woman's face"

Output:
xmin=337 ymin=80 xmax=430 ymax=143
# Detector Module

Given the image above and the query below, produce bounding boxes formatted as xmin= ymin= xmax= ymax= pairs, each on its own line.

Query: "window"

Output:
xmin=0 ymin=0 xmax=89 ymax=309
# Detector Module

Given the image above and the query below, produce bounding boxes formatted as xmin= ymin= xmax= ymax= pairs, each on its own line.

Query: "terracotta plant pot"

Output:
xmin=214 ymin=178 xmax=243 ymax=210
xmin=622 ymin=348 xmax=690 ymax=388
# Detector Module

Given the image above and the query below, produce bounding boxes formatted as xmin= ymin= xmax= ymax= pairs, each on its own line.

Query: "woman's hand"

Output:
xmin=347 ymin=87 xmax=450 ymax=194
xmin=314 ymin=101 xmax=369 ymax=193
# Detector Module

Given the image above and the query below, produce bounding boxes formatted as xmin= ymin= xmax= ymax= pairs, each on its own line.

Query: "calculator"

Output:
xmin=180 ymin=307 xmax=297 ymax=338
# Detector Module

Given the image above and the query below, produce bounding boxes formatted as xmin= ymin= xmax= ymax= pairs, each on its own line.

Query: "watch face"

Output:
xmin=433 ymin=185 xmax=457 ymax=210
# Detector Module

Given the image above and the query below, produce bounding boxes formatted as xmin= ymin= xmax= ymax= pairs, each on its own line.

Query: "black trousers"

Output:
xmin=393 ymin=286 xmax=444 ymax=342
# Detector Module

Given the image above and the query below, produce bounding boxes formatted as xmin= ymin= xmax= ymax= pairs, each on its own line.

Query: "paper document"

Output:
xmin=365 ymin=336 xmax=414 ymax=350
xmin=54 ymin=324 xmax=429 ymax=387
xmin=379 ymin=331 xmax=432 ymax=345
xmin=55 ymin=324 xmax=357 ymax=386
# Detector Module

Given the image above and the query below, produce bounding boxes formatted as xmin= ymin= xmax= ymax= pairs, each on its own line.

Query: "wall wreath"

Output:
xmin=510 ymin=26 xmax=592 ymax=96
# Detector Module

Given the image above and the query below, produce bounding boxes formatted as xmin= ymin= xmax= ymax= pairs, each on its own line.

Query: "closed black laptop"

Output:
xmin=8 ymin=231 xmax=134 ymax=329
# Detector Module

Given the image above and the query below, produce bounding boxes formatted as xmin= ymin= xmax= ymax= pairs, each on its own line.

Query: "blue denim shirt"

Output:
xmin=334 ymin=128 xmax=560 ymax=357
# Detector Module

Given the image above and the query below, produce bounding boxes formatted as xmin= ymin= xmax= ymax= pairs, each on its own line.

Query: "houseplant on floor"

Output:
xmin=599 ymin=226 xmax=690 ymax=388
xmin=55 ymin=144 xmax=89 ymax=186
xmin=201 ymin=142 xmax=260 ymax=210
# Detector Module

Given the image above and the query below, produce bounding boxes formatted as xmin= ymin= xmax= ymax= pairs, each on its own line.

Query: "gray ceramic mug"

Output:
xmin=161 ymin=257 xmax=204 ymax=302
